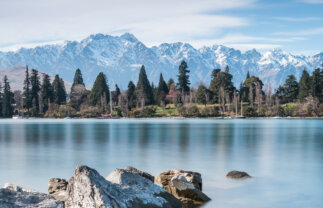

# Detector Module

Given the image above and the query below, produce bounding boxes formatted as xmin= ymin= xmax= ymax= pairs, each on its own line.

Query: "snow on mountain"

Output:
xmin=0 ymin=33 xmax=322 ymax=90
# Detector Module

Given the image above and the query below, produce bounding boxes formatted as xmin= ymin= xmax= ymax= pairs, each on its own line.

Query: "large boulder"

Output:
xmin=64 ymin=165 xmax=181 ymax=208
xmin=155 ymin=170 xmax=210 ymax=207
xmin=106 ymin=168 xmax=182 ymax=208
xmin=0 ymin=183 xmax=64 ymax=208
xmin=226 ymin=170 xmax=251 ymax=179
xmin=48 ymin=178 xmax=68 ymax=202
xmin=124 ymin=166 xmax=155 ymax=182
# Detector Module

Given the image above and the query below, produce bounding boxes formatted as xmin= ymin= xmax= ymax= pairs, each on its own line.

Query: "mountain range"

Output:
xmin=0 ymin=33 xmax=322 ymax=91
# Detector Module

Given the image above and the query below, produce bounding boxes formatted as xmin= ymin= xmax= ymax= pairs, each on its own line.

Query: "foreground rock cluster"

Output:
xmin=0 ymin=166 xmax=212 ymax=208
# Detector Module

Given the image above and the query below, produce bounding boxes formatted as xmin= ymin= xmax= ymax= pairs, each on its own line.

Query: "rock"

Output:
xmin=48 ymin=178 xmax=68 ymax=202
xmin=226 ymin=170 xmax=251 ymax=179
xmin=155 ymin=169 xmax=203 ymax=191
xmin=65 ymin=165 xmax=181 ymax=208
xmin=155 ymin=170 xmax=210 ymax=207
xmin=0 ymin=183 xmax=64 ymax=208
xmin=107 ymin=168 xmax=182 ymax=208
xmin=124 ymin=166 xmax=155 ymax=182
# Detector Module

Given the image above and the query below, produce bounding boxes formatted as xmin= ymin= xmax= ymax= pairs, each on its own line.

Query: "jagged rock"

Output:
xmin=155 ymin=170 xmax=210 ymax=207
xmin=124 ymin=166 xmax=155 ymax=182
xmin=48 ymin=178 xmax=68 ymax=202
xmin=0 ymin=183 xmax=64 ymax=208
xmin=226 ymin=170 xmax=251 ymax=179
xmin=65 ymin=165 xmax=181 ymax=208
xmin=107 ymin=168 xmax=182 ymax=208
xmin=155 ymin=169 xmax=203 ymax=191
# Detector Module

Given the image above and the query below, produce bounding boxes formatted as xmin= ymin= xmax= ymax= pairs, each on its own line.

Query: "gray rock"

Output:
xmin=155 ymin=170 xmax=210 ymax=207
xmin=0 ymin=183 xmax=64 ymax=208
xmin=226 ymin=170 xmax=251 ymax=179
xmin=48 ymin=178 xmax=68 ymax=202
xmin=107 ymin=168 xmax=182 ymax=208
xmin=124 ymin=166 xmax=155 ymax=182
xmin=155 ymin=169 xmax=203 ymax=191
xmin=64 ymin=165 xmax=181 ymax=208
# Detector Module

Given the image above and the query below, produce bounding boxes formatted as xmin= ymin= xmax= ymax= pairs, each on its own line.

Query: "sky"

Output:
xmin=0 ymin=0 xmax=322 ymax=55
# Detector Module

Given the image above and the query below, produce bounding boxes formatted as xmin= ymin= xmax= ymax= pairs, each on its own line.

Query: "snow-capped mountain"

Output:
xmin=0 ymin=33 xmax=322 ymax=90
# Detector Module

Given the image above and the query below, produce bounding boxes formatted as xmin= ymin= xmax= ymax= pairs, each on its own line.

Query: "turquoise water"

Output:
xmin=0 ymin=119 xmax=322 ymax=207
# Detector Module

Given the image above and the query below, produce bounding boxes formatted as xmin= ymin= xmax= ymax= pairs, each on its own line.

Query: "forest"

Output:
xmin=0 ymin=61 xmax=323 ymax=118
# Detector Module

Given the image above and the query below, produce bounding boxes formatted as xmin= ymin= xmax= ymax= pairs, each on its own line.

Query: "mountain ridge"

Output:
xmin=0 ymin=33 xmax=322 ymax=90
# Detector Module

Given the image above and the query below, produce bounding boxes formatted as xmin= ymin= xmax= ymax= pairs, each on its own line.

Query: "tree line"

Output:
xmin=0 ymin=61 xmax=322 ymax=118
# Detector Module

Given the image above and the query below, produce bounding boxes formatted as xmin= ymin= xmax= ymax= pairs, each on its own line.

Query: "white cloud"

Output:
xmin=274 ymin=17 xmax=321 ymax=22
xmin=0 ymin=0 xmax=256 ymax=49
xmin=273 ymin=27 xmax=323 ymax=36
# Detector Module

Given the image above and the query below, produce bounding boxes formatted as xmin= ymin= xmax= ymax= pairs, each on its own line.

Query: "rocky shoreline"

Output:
xmin=0 ymin=165 xmax=218 ymax=208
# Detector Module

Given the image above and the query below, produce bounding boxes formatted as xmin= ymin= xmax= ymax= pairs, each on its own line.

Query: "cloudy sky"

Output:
xmin=0 ymin=0 xmax=322 ymax=55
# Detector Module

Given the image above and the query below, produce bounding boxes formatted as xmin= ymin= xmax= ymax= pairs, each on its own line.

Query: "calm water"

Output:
xmin=0 ymin=119 xmax=322 ymax=207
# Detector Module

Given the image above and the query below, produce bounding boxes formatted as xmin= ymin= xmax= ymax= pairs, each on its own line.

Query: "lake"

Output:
xmin=0 ymin=118 xmax=322 ymax=207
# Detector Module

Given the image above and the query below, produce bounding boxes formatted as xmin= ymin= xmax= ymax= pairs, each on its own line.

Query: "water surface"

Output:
xmin=0 ymin=119 xmax=322 ymax=208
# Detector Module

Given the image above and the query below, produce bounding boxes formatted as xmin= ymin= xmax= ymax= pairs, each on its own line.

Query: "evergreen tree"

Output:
xmin=196 ymin=84 xmax=208 ymax=105
xmin=127 ymin=81 xmax=136 ymax=109
xmin=283 ymin=75 xmax=299 ymax=103
xmin=53 ymin=75 xmax=67 ymax=105
xmin=298 ymin=69 xmax=311 ymax=101
xmin=167 ymin=78 xmax=174 ymax=90
xmin=225 ymin=65 xmax=230 ymax=73
xmin=41 ymin=74 xmax=54 ymax=112
xmin=30 ymin=69 xmax=41 ymax=114
xmin=246 ymin=71 xmax=250 ymax=79
xmin=211 ymin=68 xmax=221 ymax=79
xmin=72 ymin=68 xmax=85 ymax=87
xmin=242 ymin=75 xmax=263 ymax=103
xmin=155 ymin=73 xmax=169 ymax=105
xmin=0 ymin=82 xmax=2 ymax=117
xmin=177 ymin=61 xmax=190 ymax=93
xmin=23 ymin=66 xmax=32 ymax=110
xmin=311 ymin=68 xmax=323 ymax=100
xmin=135 ymin=65 xmax=153 ymax=105
xmin=89 ymin=72 xmax=109 ymax=106
xmin=209 ymin=68 xmax=235 ymax=103
xmin=112 ymin=84 xmax=121 ymax=105
xmin=2 ymin=76 xmax=14 ymax=117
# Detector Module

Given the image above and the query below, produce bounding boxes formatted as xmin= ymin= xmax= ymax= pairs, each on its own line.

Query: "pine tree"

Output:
xmin=246 ymin=71 xmax=250 ymax=79
xmin=311 ymin=68 xmax=323 ymax=100
xmin=2 ymin=76 xmax=14 ymax=117
xmin=155 ymin=73 xmax=169 ymax=105
xmin=89 ymin=72 xmax=109 ymax=106
xmin=112 ymin=84 xmax=121 ymax=105
xmin=135 ymin=65 xmax=153 ymax=105
xmin=30 ymin=69 xmax=41 ymax=115
xmin=209 ymin=68 xmax=235 ymax=103
xmin=225 ymin=65 xmax=230 ymax=73
xmin=283 ymin=75 xmax=299 ymax=103
xmin=177 ymin=61 xmax=190 ymax=93
xmin=23 ymin=66 xmax=32 ymax=110
xmin=127 ymin=81 xmax=136 ymax=109
xmin=53 ymin=75 xmax=67 ymax=105
xmin=41 ymin=74 xmax=54 ymax=112
xmin=72 ymin=68 xmax=85 ymax=87
xmin=167 ymin=78 xmax=174 ymax=90
xmin=298 ymin=69 xmax=311 ymax=101
xmin=196 ymin=84 xmax=208 ymax=105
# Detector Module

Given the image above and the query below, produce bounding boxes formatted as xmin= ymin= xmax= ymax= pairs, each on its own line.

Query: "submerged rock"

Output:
xmin=107 ymin=168 xmax=182 ymax=208
xmin=124 ymin=166 xmax=155 ymax=182
xmin=0 ymin=183 xmax=64 ymax=208
xmin=155 ymin=170 xmax=210 ymax=207
xmin=48 ymin=178 xmax=68 ymax=202
xmin=226 ymin=170 xmax=251 ymax=179
xmin=65 ymin=165 xmax=182 ymax=208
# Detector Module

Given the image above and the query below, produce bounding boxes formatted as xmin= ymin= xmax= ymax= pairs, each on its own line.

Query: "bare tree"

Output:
xmin=249 ymin=84 xmax=254 ymax=107
xmin=219 ymin=86 xmax=226 ymax=116
xmin=119 ymin=92 xmax=129 ymax=117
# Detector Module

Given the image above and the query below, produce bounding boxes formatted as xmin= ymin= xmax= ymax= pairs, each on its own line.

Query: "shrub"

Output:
xmin=244 ymin=107 xmax=257 ymax=117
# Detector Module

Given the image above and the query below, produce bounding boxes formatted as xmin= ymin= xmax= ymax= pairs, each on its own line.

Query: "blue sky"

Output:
xmin=0 ymin=0 xmax=322 ymax=55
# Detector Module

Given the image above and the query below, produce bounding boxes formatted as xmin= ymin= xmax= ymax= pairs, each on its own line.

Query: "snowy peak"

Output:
xmin=0 ymin=33 xmax=322 ymax=89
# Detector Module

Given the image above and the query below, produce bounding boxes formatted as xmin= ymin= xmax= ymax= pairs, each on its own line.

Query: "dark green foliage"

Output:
xmin=243 ymin=106 xmax=257 ymax=117
xmin=112 ymin=84 xmax=121 ymax=104
xmin=155 ymin=73 xmax=168 ymax=105
xmin=167 ymin=78 xmax=174 ymax=90
xmin=23 ymin=66 xmax=32 ymax=110
xmin=30 ymin=69 xmax=41 ymax=115
xmin=135 ymin=65 xmax=153 ymax=105
xmin=89 ymin=72 xmax=109 ymax=106
xmin=311 ymin=68 xmax=323 ymax=100
xmin=127 ymin=81 xmax=136 ymax=109
xmin=209 ymin=68 xmax=235 ymax=103
xmin=283 ymin=75 xmax=299 ymax=103
xmin=41 ymin=74 xmax=54 ymax=112
xmin=2 ymin=76 xmax=14 ymax=117
xmin=134 ymin=106 xmax=157 ymax=118
xmin=177 ymin=105 xmax=200 ymax=117
xmin=241 ymin=75 xmax=263 ymax=102
xmin=298 ymin=69 xmax=311 ymax=101
xmin=200 ymin=106 xmax=219 ymax=117
xmin=177 ymin=61 xmax=190 ymax=93
xmin=196 ymin=84 xmax=208 ymax=105
xmin=53 ymin=75 xmax=67 ymax=105
xmin=211 ymin=68 xmax=221 ymax=79
xmin=72 ymin=68 xmax=85 ymax=87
